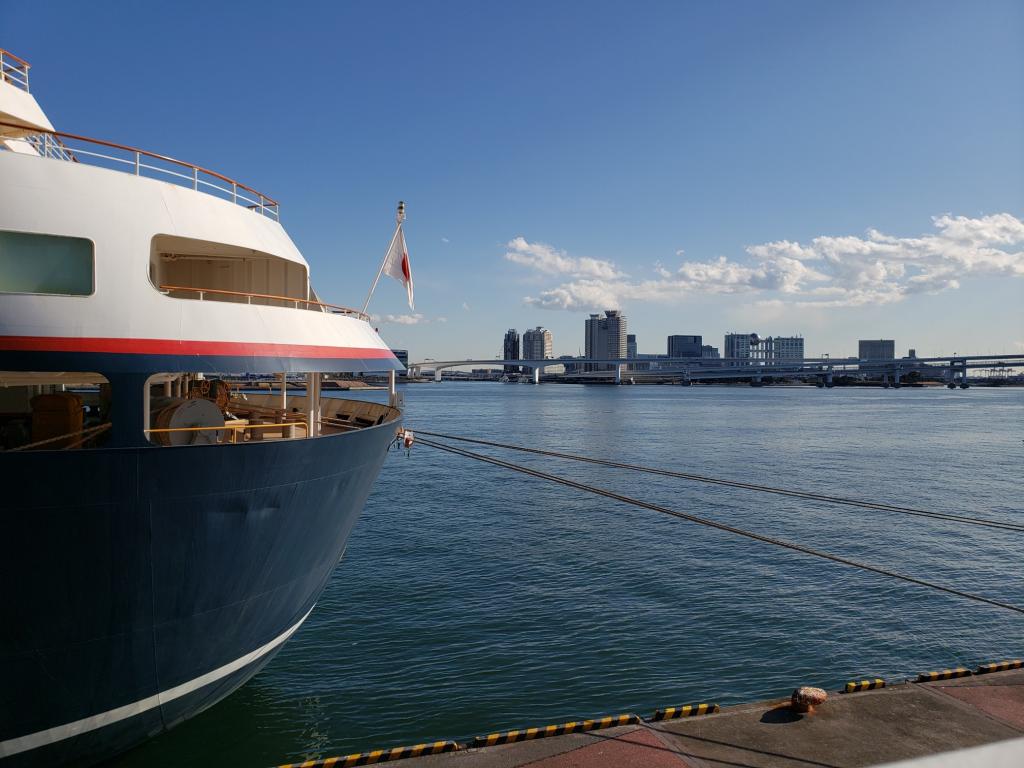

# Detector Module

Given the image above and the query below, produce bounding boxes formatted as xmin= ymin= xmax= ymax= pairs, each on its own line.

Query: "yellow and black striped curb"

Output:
xmin=916 ymin=668 xmax=972 ymax=682
xmin=276 ymin=740 xmax=460 ymax=767
xmin=470 ymin=714 xmax=640 ymax=747
xmin=843 ymin=678 xmax=886 ymax=694
xmin=650 ymin=702 xmax=720 ymax=721
xmin=976 ymin=659 xmax=1023 ymax=675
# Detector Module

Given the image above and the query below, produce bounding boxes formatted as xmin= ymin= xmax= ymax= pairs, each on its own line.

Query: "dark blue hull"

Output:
xmin=0 ymin=416 xmax=398 ymax=767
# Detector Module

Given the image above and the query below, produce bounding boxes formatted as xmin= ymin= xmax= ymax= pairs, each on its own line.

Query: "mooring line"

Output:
xmin=417 ymin=437 xmax=1024 ymax=616
xmin=415 ymin=430 xmax=1024 ymax=534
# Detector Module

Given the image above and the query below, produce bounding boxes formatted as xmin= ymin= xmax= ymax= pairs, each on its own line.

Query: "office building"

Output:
xmin=667 ymin=334 xmax=703 ymax=358
xmin=724 ymin=332 xmax=753 ymax=362
xmin=522 ymin=326 xmax=553 ymax=360
xmin=702 ymin=345 xmax=720 ymax=359
xmin=626 ymin=334 xmax=637 ymax=359
xmin=390 ymin=349 xmax=409 ymax=376
xmin=859 ymin=339 xmax=895 ymax=360
xmin=502 ymin=328 xmax=520 ymax=374
xmin=585 ymin=310 xmax=627 ymax=370
xmin=727 ymin=332 xmax=803 ymax=363
xmin=769 ymin=336 xmax=804 ymax=360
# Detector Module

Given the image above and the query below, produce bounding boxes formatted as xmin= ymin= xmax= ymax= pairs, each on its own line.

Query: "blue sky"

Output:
xmin=8 ymin=1 xmax=1023 ymax=360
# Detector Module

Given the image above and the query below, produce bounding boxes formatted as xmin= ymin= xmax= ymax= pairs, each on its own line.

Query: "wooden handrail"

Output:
xmin=159 ymin=284 xmax=370 ymax=320
xmin=7 ymin=422 xmax=110 ymax=452
xmin=0 ymin=49 xmax=30 ymax=68
xmin=145 ymin=421 xmax=308 ymax=434
xmin=0 ymin=119 xmax=277 ymax=206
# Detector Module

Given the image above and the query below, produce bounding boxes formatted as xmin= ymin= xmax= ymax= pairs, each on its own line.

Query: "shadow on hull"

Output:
xmin=0 ymin=413 xmax=399 ymax=767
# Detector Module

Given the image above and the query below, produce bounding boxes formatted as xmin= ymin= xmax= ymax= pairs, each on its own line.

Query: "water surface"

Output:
xmin=113 ymin=383 xmax=1024 ymax=766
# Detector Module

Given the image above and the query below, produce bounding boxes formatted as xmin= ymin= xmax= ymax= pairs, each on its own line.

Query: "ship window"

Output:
xmin=0 ymin=231 xmax=94 ymax=296
xmin=0 ymin=372 xmax=110 ymax=450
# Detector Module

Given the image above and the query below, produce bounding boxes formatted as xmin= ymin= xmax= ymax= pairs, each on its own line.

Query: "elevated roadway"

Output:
xmin=408 ymin=354 xmax=1024 ymax=386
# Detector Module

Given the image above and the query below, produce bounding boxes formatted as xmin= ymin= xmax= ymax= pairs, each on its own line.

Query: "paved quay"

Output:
xmin=282 ymin=665 xmax=1024 ymax=768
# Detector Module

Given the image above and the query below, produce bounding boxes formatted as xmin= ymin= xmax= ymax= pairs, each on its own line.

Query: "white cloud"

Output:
xmin=461 ymin=301 xmax=472 ymax=311
xmin=504 ymin=237 xmax=624 ymax=280
xmin=441 ymin=237 xmax=450 ymax=243
xmin=508 ymin=213 xmax=1024 ymax=311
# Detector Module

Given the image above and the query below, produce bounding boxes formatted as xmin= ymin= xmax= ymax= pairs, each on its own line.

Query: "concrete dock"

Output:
xmin=281 ymin=666 xmax=1024 ymax=767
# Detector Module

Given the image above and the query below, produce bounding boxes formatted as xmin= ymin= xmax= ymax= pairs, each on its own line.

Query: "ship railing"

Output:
xmin=6 ymin=423 xmax=110 ymax=451
xmin=158 ymin=284 xmax=370 ymax=321
xmin=145 ymin=421 xmax=310 ymax=444
xmin=0 ymin=49 xmax=30 ymax=92
xmin=24 ymin=132 xmax=77 ymax=162
xmin=0 ymin=119 xmax=280 ymax=221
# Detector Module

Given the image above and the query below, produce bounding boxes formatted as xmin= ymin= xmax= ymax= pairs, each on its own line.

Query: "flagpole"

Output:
xmin=361 ymin=201 xmax=406 ymax=315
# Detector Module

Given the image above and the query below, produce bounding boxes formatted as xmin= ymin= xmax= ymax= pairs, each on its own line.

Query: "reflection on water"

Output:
xmin=112 ymin=384 xmax=1024 ymax=767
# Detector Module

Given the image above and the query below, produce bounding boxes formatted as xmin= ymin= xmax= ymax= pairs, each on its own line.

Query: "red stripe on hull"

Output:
xmin=0 ymin=336 xmax=397 ymax=360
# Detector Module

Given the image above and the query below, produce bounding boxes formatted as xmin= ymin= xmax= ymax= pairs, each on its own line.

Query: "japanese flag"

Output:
xmin=383 ymin=226 xmax=414 ymax=310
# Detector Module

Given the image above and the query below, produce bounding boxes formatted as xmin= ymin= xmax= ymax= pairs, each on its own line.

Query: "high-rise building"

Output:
xmin=859 ymin=339 xmax=895 ymax=360
xmin=726 ymin=332 xmax=803 ymax=363
xmin=502 ymin=328 xmax=520 ymax=374
xmin=769 ymin=336 xmax=804 ymax=360
xmin=667 ymin=334 xmax=703 ymax=358
xmin=626 ymin=334 xmax=637 ymax=359
xmin=724 ymin=332 xmax=753 ymax=362
xmin=702 ymin=345 xmax=720 ymax=359
xmin=522 ymin=326 xmax=553 ymax=360
xmin=584 ymin=310 xmax=627 ymax=370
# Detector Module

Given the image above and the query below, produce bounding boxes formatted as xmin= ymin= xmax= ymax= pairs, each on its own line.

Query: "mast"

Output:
xmin=361 ymin=201 xmax=406 ymax=314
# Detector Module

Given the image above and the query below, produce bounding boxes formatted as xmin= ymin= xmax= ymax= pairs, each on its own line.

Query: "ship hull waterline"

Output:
xmin=0 ymin=413 xmax=400 ymax=767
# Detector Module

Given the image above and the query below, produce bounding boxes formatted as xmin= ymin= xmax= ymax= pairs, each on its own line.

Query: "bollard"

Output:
xmin=791 ymin=687 xmax=827 ymax=714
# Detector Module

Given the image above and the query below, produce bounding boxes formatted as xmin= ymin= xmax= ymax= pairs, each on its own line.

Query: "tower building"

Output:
xmin=522 ymin=326 xmax=553 ymax=360
xmin=502 ymin=328 xmax=520 ymax=374
xmin=584 ymin=310 xmax=627 ymax=371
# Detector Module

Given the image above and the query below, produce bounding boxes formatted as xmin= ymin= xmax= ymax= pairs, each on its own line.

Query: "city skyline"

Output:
xmin=488 ymin=323 xmax=905 ymax=365
xmin=8 ymin=2 xmax=1021 ymax=361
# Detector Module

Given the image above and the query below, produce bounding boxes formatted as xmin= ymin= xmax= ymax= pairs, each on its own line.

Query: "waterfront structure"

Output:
xmin=409 ymin=352 xmax=1024 ymax=386
xmin=585 ymin=310 xmax=627 ymax=371
xmin=860 ymin=339 xmax=895 ymax=360
xmin=667 ymin=334 xmax=702 ymax=358
xmin=626 ymin=334 xmax=637 ymax=359
xmin=522 ymin=326 xmax=553 ymax=361
xmin=765 ymin=335 xmax=804 ymax=361
xmin=630 ymin=353 xmax=665 ymax=371
xmin=702 ymin=345 xmax=720 ymax=359
xmin=724 ymin=332 xmax=753 ymax=363
xmin=727 ymin=333 xmax=803 ymax=363
xmin=0 ymin=49 xmax=403 ymax=767
xmin=502 ymin=328 xmax=520 ymax=374
xmin=391 ymin=348 xmax=409 ymax=375
xmin=557 ymin=354 xmax=580 ymax=374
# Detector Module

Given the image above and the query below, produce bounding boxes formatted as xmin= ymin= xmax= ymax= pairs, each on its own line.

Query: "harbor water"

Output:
xmin=111 ymin=383 xmax=1024 ymax=767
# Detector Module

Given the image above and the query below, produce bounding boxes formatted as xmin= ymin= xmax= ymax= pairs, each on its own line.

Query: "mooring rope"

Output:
xmin=417 ymin=436 xmax=1024 ymax=616
xmin=415 ymin=430 xmax=1024 ymax=534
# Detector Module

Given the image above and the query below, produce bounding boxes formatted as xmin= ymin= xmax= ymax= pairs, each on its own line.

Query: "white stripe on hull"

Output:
xmin=0 ymin=605 xmax=315 ymax=758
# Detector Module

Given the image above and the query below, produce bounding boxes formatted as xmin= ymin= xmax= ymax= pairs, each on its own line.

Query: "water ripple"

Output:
xmin=114 ymin=384 xmax=1024 ymax=767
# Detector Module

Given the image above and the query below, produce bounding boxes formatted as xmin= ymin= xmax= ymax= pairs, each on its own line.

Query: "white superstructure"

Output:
xmin=0 ymin=47 xmax=399 ymax=375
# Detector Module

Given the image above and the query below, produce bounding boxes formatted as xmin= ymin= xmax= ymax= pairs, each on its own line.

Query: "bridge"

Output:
xmin=407 ymin=354 xmax=1024 ymax=386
